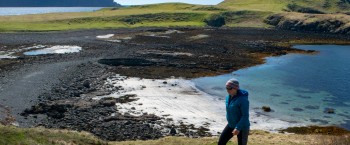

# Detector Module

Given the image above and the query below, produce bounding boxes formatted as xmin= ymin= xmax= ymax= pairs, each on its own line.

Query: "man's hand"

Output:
xmin=232 ymin=129 xmax=240 ymax=135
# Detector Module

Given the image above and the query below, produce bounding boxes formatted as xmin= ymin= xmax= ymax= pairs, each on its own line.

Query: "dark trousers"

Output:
xmin=218 ymin=124 xmax=249 ymax=145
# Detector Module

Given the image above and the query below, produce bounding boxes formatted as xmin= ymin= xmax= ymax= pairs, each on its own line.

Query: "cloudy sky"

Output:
xmin=116 ymin=0 xmax=224 ymax=5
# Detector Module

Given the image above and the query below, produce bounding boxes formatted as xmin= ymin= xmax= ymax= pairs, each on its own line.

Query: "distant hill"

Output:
xmin=0 ymin=0 xmax=121 ymax=7
xmin=218 ymin=0 xmax=350 ymax=13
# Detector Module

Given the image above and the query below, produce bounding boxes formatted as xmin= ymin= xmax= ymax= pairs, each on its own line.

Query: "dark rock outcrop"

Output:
xmin=286 ymin=4 xmax=325 ymax=14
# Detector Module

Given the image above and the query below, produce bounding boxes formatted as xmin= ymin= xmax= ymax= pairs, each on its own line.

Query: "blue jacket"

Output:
xmin=225 ymin=89 xmax=250 ymax=131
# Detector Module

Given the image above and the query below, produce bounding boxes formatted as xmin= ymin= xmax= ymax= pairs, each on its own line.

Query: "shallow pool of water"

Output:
xmin=96 ymin=34 xmax=114 ymax=39
xmin=24 ymin=45 xmax=82 ymax=55
xmin=0 ymin=45 xmax=46 ymax=59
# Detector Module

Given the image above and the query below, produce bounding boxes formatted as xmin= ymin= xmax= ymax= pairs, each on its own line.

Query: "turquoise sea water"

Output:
xmin=0 ymin=7 xmax=103 ymax=16
xmin=192 ymin=45 xmax=350 ymax=130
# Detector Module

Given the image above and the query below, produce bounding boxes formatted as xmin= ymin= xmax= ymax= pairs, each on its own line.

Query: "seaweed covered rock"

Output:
xmin=262 ymin=106 xmax=271 ymax=112
xmin=280 ymin=126 xmax=350 ymax=135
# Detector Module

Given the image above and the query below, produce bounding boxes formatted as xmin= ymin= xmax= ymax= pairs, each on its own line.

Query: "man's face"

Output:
xmin=226 ymin=87 xmax=237 ymax=95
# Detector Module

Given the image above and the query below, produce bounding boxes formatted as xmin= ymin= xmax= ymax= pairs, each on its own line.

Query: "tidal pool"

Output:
xmin=24 ymin=45 xmax=82 ymax=55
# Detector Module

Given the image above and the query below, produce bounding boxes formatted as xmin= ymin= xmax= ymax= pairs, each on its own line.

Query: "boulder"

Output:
xmin=262 ymin=106 xmax=271 ymax=112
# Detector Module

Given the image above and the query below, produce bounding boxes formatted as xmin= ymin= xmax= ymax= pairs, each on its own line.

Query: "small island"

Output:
xmin=0 ymin=0 xmax=120 ymax=7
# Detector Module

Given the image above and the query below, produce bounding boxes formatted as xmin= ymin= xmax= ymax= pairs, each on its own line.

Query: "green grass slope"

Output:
xmin=218 ymin=0 xmax=289 ymax=12
xmin=1 ymin=125 xmax=349 ymax=145
xmin=0 ymin=2 xmax=272 ymax=31
xmin=0 ymin=3 xmax=225 ymax=31
xmin=1 ymin=1 xmax=350 ymax=31
xmin=219 ymin=0 xmax=350 ymax=13
xmin=0 ymin=12 xmax=207 ymax=31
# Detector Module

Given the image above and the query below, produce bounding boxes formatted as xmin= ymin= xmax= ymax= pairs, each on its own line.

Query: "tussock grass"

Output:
xmin=0 ymin=125 xmax=107 ymax=145
xmin=1 ymin=125 xmax=349 ymax=145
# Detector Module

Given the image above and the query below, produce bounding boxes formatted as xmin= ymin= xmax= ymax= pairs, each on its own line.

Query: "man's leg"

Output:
xmin=237 ymin=129 xmax=249 ymax=145
xmin=218 ymin=125 xmax=234 ymax=145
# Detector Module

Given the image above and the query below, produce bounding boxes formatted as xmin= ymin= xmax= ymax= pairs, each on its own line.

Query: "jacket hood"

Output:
xmin=237 ymin=89 xmax=248 ymax=98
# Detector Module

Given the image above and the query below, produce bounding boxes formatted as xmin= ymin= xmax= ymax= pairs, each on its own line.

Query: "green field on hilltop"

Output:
xmin=1 ymin=1 xmax=350 ymax=32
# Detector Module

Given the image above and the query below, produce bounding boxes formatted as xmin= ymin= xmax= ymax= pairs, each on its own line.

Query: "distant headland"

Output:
xmin=0 ymin=0 xmax=121 ymax=7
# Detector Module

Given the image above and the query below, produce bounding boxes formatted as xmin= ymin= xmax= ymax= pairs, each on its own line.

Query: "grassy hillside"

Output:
xmin=0 ymin=12 xmax=207 ymax=31
xmin=1 ymin=1 xmax=350 ymax=32
xmin=265 ymin=12 xmax=350 ymax=34
xmin=289 ymin=0 xmax=350 ymax=13
xmin=218 ymin=0 xmax=289 ymax=12
xmin=0 ymin=2 xmax=272 ymax=31
xmin=1 ymin=125 xmax=349 ymax=145
xmin=219 ymin=0 xmax=350 ymax=13
xmin=0 ymin=3 xmax=215 ymax=22
xmin=0 ymin=3 xmax=226 ymax=31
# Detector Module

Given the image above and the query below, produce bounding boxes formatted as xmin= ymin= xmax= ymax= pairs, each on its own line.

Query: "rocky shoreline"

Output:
xmin=1 ymin=27 xmax=350 ymax=141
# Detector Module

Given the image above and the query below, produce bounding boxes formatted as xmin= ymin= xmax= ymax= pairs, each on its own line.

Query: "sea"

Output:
xmin=192 ymin=45 xmax=350 ymax=130
xmin=0 ymin=7 xmax=104 ymax=16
